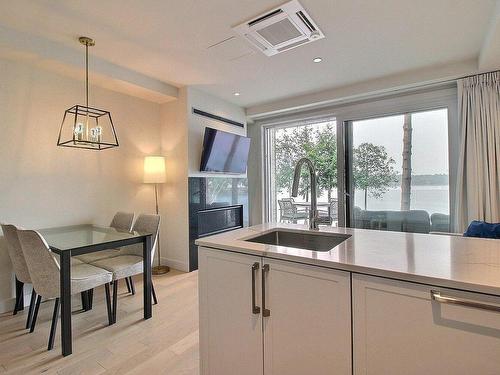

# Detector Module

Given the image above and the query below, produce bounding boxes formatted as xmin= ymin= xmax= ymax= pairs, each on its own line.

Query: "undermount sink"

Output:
xmin=244 ymin=229 xmax=351 ymax=252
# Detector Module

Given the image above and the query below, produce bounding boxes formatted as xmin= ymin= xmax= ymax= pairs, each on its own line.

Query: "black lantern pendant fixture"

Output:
xmin=57 ymin=37 xmax=119 ymax=150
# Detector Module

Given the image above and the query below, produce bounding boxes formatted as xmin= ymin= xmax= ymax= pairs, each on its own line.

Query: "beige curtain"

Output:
xmin=456 ymin=71 xmax=500 ymax=231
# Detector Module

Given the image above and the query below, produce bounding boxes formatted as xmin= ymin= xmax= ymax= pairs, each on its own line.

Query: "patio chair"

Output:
xmin=278 ymin=198 xmax=308 ymax=223
xmin=317 ymin=198 xmax=338 ymax=226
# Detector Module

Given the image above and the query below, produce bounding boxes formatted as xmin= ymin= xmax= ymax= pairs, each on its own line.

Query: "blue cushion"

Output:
xmin=463 ymin=220 xmax=500 ymax=239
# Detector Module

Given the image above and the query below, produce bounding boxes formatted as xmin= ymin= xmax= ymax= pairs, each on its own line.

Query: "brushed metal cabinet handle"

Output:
xmin=262 ymin=264 xmax=270 ymax=317
xmin=431 ymin=290 xmax=500 ymax=313
xmin=251 ymin=263 xmax=260 ymax=314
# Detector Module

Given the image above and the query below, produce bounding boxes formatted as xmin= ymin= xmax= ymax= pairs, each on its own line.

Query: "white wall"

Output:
xmin=246 ymin=59 xmax=476 ymax=119
xmin=187 ymin=87 xmax=247 ymax=177
xmin=157 ymin=87 xmax=248 ymax=271
xmin=0 ymin=58 xmax=162 ymax=312
xmin=159 ymin=88 xmax=190 ymax=272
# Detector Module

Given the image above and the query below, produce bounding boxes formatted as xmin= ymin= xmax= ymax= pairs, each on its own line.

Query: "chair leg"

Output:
xmin=129 ymin=277 xmax=136 ymax=295
xmin=112 ymin=279 xmax=118 ymax=324
xmin=152 ymin=282 xmax=158 ymax=305
xmin=125 ymin=277 xmax=131 ymax=293
xmin=26 ymin=289 xmax=37 ymax=329
xmin=105 ymin=283 xmax=113 ymax=326
xmin=88 ymin=289 xmax=94 ymax=309
xmin=48 ymin=298 xmax=60 ymax=351
xmin=80 ymin=291 xmax=89 ymax=311
xmin=14 ymin=278 xmax=24 ymax=315
xmin=29 ymin=295 xmax=42 ymax=333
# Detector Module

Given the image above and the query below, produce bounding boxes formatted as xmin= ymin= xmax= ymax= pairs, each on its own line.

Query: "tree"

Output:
xmin=353 ymin=143 xmax=397 ymax=210
xmin=308 ymin=124 xmax=337 ymax=201
xmin=274 ymin=123 xmax=337 ymax=200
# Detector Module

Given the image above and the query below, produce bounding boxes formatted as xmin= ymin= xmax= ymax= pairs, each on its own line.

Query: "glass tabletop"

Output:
xmin=38 ymin=224 xmax=150 ymax=252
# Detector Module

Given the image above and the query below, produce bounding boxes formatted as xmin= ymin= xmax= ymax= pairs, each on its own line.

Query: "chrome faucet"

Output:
xmin=291 ymin=158 xmax=328 ymax=230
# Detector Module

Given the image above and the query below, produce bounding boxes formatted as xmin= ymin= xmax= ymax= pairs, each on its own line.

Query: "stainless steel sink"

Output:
xmin=244 ymin=230 xmax=351 ymax=252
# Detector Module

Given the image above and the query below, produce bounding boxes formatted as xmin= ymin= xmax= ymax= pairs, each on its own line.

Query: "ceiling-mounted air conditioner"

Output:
xmin=232 ymin=0 xmax=324 ymax=56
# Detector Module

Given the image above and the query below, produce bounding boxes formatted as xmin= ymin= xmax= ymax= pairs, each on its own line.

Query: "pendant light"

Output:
xmin=57 ymin=36 xmax=119 ymax=150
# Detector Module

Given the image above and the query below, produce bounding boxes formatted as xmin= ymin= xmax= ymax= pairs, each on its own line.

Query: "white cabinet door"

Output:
xmin=198 ymin=247 xmax=263 ymax=375
xmin=353 ymin=274 xmax=500 ymax=375
xmin=263 ymin=259 xmax=352 ymax=375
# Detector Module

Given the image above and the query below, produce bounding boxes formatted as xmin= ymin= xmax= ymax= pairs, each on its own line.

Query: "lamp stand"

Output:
xmin=152 ymin=183 xmax=170 ymax=275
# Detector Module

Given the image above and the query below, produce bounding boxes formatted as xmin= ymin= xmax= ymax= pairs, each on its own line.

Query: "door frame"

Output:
xmin=262 ymin=115 xmax=337 ymax=223
xmin=335 ymin=87 xmax=458 ymax=229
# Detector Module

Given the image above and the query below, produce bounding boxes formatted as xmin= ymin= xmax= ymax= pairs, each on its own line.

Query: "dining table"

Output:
xmin=38 ymin=224 xmax=153 ymax=356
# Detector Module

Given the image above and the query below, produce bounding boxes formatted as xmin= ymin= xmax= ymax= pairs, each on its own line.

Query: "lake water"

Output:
xmin=354 ymin=185 xmax=449 ymax=215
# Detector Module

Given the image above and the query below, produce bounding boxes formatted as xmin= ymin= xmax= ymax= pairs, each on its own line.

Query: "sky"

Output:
xmin=352 ymin=108 xmax=449 ymax=175
xmin=274 ymin=108 xmax=449 ymax=175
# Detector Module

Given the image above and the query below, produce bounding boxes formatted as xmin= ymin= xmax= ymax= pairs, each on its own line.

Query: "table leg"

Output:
xmin=60 ymin=252 xmax=72 ymax=356
xmin=143 ymin=235 xmax=152 ymax=320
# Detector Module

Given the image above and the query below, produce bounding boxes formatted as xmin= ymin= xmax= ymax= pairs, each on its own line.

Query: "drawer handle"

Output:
xmin=262 ymin=264 xmax=270 ymax=317
xmin=430 ymin=290 xmax=500 ymax=313
xmin=251 ymin=263 xmax=260 ymax=315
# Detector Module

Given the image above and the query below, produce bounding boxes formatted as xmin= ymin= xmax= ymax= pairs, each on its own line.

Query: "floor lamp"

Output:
xmin=144 ymin=156 xmax=170 ymax=275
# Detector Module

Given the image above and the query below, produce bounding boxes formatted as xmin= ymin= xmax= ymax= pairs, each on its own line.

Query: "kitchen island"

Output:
xmin=196 ymin=223 xmax=500 ymax=375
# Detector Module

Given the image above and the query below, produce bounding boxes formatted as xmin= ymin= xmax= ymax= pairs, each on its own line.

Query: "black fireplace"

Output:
xmin=188 ymin=177 xmax=248 ymax=271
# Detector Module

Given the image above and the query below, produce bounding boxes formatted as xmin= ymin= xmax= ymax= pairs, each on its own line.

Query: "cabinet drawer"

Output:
xmin=353 ymin=274 xmax=500 ymax=375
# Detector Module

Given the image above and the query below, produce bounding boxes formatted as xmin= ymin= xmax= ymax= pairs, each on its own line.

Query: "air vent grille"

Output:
xmin=256 ymin=18 xmax=302 ymax=46
xmin=233 ymin=0 xmax=324 ymax=56
xmin=248 ymin=8 xmax=283 ymax=26
xmin=276 ymin=39 xmax=308 ymax=52
xmin=296 ymin=10 xmax=315 ymax=32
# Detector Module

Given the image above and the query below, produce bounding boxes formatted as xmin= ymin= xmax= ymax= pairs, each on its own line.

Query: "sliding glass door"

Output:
xmin=345 ymin=108 xmax=450 ymax=233
xmin=264 ymin=118 xmax=338 ymax=224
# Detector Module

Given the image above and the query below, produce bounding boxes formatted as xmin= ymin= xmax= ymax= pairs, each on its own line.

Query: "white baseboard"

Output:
xmin=161 ymin=256 xmax=189 ymax=273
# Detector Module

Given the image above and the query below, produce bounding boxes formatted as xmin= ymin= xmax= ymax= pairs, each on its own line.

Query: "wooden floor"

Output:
xmin=0 ymin=270 xmax=199 ymax=375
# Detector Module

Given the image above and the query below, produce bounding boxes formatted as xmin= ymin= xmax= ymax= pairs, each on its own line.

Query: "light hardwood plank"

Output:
xmin=0 ymin=270 xmax=199 ymax=375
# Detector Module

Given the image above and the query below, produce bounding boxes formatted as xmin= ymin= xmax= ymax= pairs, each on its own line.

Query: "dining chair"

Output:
xmin=90 ymin=214 xmax=160 ymax=323
xmin=2 ymin=224 xmax=89 ymax=330
xmin=76 ymin=212 xmax=135 ymax=264
xmin=77 ymin=212 xmax=135 ymax=309
xmin=1 ymin=223 xmax=37 ymax=329
xmin=17 ymin=230 xmax=114 ymax=350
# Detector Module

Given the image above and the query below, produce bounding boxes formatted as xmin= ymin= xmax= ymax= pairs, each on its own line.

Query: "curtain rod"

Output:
xmin=449 ymin=69 xmax=499 ymax=82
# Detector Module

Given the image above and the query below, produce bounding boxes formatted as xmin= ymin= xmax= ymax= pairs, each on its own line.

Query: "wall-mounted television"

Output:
xmin=200 ymin=127 xmax=251 ymax=174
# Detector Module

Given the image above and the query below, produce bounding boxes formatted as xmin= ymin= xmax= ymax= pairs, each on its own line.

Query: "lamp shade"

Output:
xmin=144 ymin=156 xmax=166 ymax=183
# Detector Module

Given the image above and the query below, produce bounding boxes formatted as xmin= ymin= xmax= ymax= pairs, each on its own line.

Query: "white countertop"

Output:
xmin=195 ymin=223 xmax=500 ymax=296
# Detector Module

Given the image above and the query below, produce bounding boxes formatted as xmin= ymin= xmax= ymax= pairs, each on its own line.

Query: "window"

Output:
xmin=346 ymin=108 xmax=450 ymax=233
xmin=264 ymin=119 xmax=338 ymax=224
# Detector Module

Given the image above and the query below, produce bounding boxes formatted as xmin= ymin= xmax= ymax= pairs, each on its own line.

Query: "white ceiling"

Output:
xmin=0 ymin=0 xmax=498 ymax=107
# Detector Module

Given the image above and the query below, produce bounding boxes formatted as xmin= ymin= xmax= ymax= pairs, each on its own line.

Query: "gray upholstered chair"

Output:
xmin=90 ymin=214 xmax=160 ymax=323
xmin=77 ymin=212 xmax=135 ymax=308
xmin=76 ymin=212 xmax=135 ymax=264
xmin=17 ymin=230 xmax=114 ymax=350
xmin=1 ymin=223 xmax=37 ymax=328
xmin=2 ymin=224 xmax=87 ymax=327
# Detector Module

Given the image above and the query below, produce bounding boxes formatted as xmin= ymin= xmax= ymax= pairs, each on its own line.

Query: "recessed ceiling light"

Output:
xmin=313 ymin=57 xmax=322 ymax=63
xmin=234 ymin=92 xmax=241 ymax=96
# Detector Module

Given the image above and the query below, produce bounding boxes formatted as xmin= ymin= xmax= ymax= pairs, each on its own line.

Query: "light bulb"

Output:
xmin=74 ymin=122 xmax=85 ymax=141
xmin=90 ymin=126 xmax=103 ymax=143
xmin=74 ymin=122 xmax=84 ymax=135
